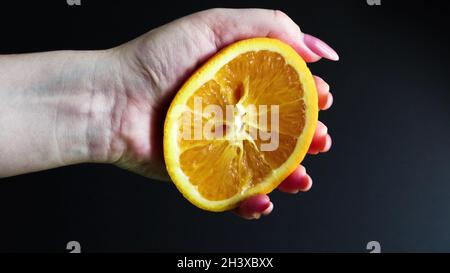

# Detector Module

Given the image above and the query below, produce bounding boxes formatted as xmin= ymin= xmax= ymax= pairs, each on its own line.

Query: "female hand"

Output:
xmin=110 ymin=8 xmax=337 ymax=219
xmin=0 ymin=8 xmax=337 ymax=220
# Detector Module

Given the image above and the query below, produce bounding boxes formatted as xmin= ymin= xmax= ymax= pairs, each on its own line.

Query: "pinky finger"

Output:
xmin=278 ymin=165 xmax=312 ymax=193
xmin=234 ymin=194 xmax=273 ymax=220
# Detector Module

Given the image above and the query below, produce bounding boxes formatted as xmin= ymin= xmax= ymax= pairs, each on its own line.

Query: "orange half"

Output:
xmin=164 ymin=38 xmax=318 ymax=211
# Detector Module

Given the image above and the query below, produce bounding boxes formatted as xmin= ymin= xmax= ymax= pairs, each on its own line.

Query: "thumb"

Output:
xmin=194 ymin=8 xmax=337 ymax=62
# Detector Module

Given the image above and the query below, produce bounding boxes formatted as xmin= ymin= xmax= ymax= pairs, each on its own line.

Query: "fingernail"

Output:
xmin=299 ymin=175 xmax=313 ymax=192
xmin=241 ymin=194 xmax=271 ymax=219
xmin=322 ymin=93 xmax=333 ymax=110
xmin=298 ymin=165 xmax=307 ymax=175
xmin=321 ymin=134 xmax=332 ymax=153
xmin=262 ymin=202 xmax=274 ymax=216
xmin=304 ymin=34 xmax=339 ymax=61
xmin=251 ymin=213 xmax=262 ymax=220
xmin=316 ymin=121 xmax=328 ymax=137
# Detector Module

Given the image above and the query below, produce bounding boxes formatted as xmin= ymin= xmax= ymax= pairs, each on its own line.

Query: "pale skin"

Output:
xmin=0 ymin=9 xmax=337 ymax=220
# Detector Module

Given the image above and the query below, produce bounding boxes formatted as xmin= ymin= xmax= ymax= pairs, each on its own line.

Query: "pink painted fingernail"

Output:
xmin=251 ymin=213 xmax=262 ymax=220
xmin=322 ymin=134 xmax=332 ymax=153
xmin=316 ymin=121 xmax=328 ymax=137
xmin=304 ymin=34 xmax=339 ymax=61
xmin=322 ymin=93 xmax=333 ymax=110
xmin=262 ymin=202 xmax=274 ymax=216
xmin=299 ymin=175 xmax=313 ymax=192
xmin=237 ymin=194 xmax=271 ymax=219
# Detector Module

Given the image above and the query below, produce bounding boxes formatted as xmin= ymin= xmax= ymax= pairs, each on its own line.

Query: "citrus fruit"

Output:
xmin=164 ymin=38 xmax=318 ymax=212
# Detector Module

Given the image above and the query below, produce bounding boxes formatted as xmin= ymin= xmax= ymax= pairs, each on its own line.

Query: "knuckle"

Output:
xmin=272 ymin=9 xmax=302 ymax=34
xmin=272 ymin=9 xmax=289 ymax=21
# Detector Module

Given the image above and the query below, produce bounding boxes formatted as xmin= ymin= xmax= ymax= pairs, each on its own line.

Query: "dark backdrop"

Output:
xmin=1 ymin=0 xmax=449 ymax=252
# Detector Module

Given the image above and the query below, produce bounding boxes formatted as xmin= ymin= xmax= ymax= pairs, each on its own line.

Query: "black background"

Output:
xmin=0 ymin=0 xmax=449 ymax=252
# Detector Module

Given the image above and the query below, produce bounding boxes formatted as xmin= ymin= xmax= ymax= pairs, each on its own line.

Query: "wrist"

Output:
xmin=0 ymin=48 xmax=130 ymax=176
xmin=19 ymin=49 xmax=128 ymax=166
xmin=65 ymin=49 xmax=127 ymax=165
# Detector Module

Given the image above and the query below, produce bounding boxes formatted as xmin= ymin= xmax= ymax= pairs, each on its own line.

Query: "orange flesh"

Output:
xmin=178 ymin=51 xmax=306 ymax=201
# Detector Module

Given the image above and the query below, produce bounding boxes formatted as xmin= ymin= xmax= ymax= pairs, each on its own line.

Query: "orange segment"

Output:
xmin=164 ymin=38 xmax=318 ymax=211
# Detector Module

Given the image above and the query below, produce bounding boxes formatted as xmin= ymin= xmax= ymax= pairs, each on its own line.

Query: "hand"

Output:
xmin=0 ymin=9 xmax=337 ymax=220
xmin=109 ymin=8 xmax=338 ymax=219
